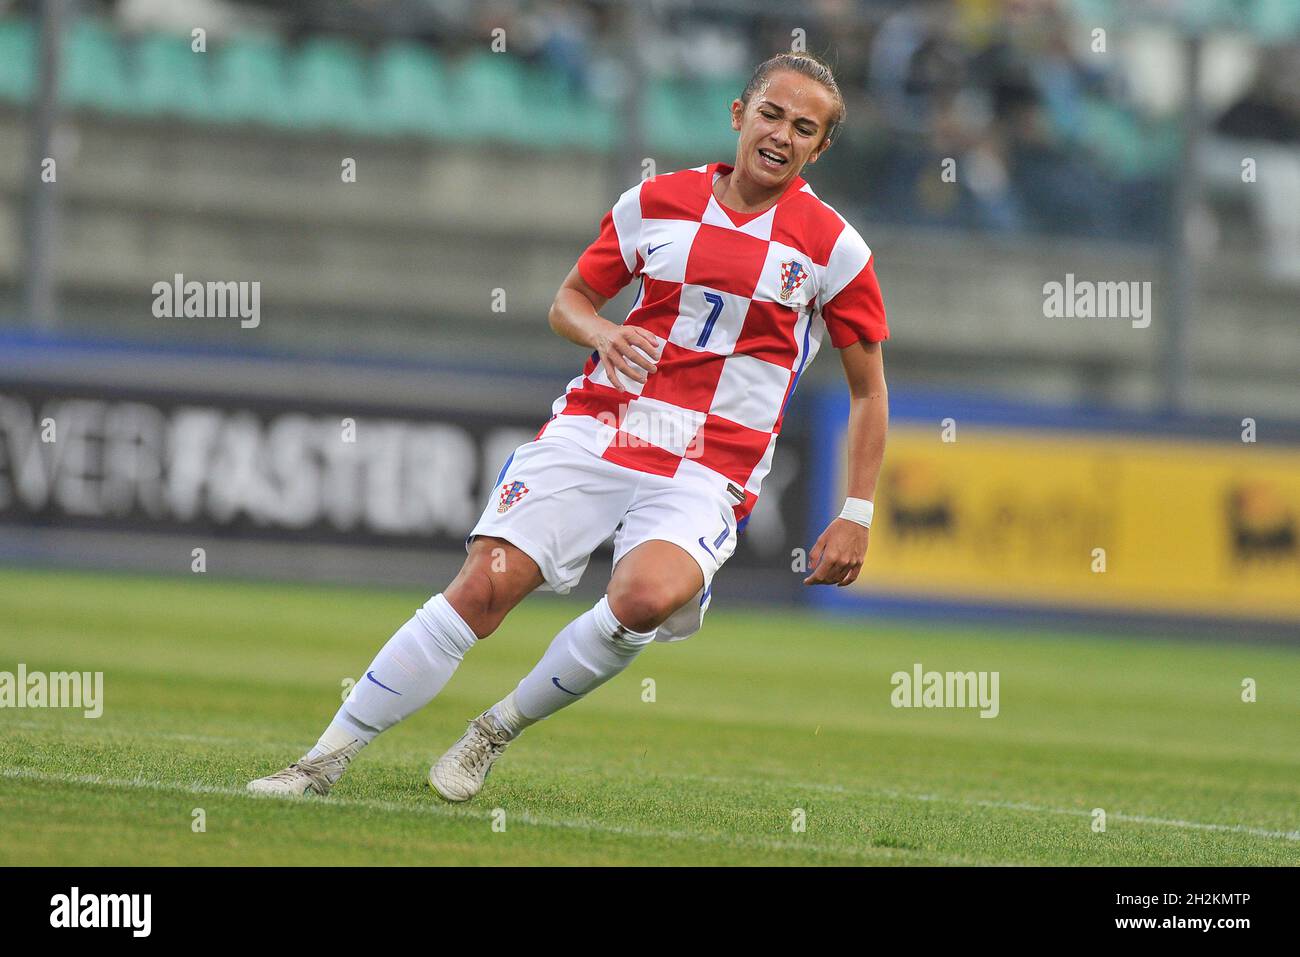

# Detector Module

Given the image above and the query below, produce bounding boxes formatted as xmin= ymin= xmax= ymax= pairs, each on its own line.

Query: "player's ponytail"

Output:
xmin=740 ymin=52 xmax=846 ymax=146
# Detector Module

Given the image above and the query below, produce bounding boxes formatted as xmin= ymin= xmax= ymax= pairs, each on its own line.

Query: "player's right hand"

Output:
xmin=593 ymin=322 xmax=662 ymax=391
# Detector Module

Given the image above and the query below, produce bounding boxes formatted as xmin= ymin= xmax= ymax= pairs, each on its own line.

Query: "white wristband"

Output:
xmin=839 ymin=497 xmax=873 ymax=529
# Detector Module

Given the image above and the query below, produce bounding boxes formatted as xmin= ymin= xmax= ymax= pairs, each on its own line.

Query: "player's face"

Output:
xmin=730 ymin=70 xmax=837 ymax=190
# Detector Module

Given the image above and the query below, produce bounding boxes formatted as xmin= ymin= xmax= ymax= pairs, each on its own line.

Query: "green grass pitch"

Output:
xmin=1 ymin=567 xmax=1296 ymax=866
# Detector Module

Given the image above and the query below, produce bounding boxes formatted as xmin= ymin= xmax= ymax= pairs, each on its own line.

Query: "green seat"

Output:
xmin=1080 ymin=99 xmax=1177 ymax=177
xmin=516 ymin=66 xmax=580 ymax=148
xmin=60 ymin=19 xmax=132 ymax=114
xmin=130 ymin=32 xmax=216 ymax=121
xmin=1250 ymin=0 xmax=1300 ymax=37
xmin=645 ymin=79 xmax=703 ymax=158
xmin=371 ymin=41 xmax=450 ymax=138
xmin=210 ymin=34 xmax=295 ymax=127
xmin=573 ymin=100 xmax=617 ymax=152
xmin=288 ymin=37 xmax=377 ymax=134
xmin=448 ymin=52 xmax=527 ymax=143
xmin=506 ymin=63 xmax=619 ymax=151
xmin=700 ymin=75 xmax=744 ymax=153
xmin=0 ymin=18 xmax=36 ymax=104
xmin=1066 ymin=0 xmax=1115 ymax=25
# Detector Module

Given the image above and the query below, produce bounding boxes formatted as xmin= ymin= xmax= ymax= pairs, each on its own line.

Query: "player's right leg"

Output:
xmin=246 ymin=536 xmax=541 ymax=797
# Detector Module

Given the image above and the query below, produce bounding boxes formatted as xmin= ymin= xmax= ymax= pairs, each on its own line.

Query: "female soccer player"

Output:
xmin=249 ymin=51 xmax=889 ymax=801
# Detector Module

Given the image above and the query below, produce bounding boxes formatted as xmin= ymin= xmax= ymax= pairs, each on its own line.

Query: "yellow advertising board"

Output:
xmin=841 ymin=426 xmax=1300 ymax=622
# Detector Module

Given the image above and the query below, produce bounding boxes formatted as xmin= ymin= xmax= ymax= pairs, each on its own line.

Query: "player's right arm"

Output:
xmin=548 ymin=265 xmax=661 ymax=391
xmin=549 ymin=184 xmax=663 ymax=391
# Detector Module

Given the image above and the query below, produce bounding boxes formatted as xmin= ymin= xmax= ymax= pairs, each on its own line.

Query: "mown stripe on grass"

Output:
xmin=7 ymin=717 xmax=1297 ymax=844
xmin=0 ymin=767 xmax=945 ymax=864
xmin=659 ymin=771 xmax=1300 ymax=843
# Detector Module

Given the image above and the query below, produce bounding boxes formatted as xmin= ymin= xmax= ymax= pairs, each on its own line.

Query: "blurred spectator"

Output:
xmin=515 ymin=1 xmax=599 ymax=93
xmin=16 ymin=0 xmax=1284 ymax=250
xmin=866 ymin=0 xmax=1168 ymax=239
xmin=1208 ymin=44 xmax=1300 ymax=284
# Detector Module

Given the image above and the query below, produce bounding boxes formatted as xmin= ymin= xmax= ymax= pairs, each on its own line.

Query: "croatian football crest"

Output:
xmin=497 ymin=480 xmax=529 ymax=513
xmin=778 ymin=259 xmax=809 ymax=302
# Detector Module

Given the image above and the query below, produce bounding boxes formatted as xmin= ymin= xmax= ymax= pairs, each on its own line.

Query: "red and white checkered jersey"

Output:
xmin=538 ymin=161 xmax=888 ymax=525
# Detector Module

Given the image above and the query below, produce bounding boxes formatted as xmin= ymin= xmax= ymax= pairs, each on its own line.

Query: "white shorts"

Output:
xmin=468 ymin=434 xmax=739 ymax=641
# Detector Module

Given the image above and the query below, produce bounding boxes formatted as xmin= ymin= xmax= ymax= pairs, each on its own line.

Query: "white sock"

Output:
xmin=319 ymin=593 xmax=477 ymax=751
xmin=305 ymin=723 xmax=359 ymax=761
xmin=501 ymin=597 xmax=656 ymax=733
xmin=490 ymin=690 xmax=532 ymax=737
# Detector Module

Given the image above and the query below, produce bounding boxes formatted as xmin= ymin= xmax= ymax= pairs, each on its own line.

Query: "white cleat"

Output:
xmin=247 ymin=741 xmax=360 ymax=797
xmin=429 ymin=710 xmax=517 ymax=802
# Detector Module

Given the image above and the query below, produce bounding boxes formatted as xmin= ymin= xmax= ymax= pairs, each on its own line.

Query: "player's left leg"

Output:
xmin=502 ymin=539 xmax=703 ymax=721
xmin=431 ymin=464 xmax=742 ymax=802
xmin=429 ymin=540 xmax=703 ymax=802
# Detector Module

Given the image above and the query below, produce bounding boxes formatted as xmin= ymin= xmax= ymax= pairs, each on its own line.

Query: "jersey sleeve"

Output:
xmin=820 ymin=225 xmax=888 ymax=347
xmin=576 ymin=182 xmax=643 ymax=299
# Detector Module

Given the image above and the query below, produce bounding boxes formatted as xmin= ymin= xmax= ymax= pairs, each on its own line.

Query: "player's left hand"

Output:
xmin=803 ymin=518 xmax=869 ymax=587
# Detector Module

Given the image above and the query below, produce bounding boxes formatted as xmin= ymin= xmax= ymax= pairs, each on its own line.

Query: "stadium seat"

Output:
xmin=288 ymin=37 xmax=379 ymax=135
xmin=505 ymin=63 xmax=619 ymax=151
xmin=209 ymin=34 xmax=296 ymax=127
xmin=700 ymin=75 xmax=745 ymax=153
xmin=60 ymin=19 xmax=132 ymax=114
xmin=0 ymin=18 xmax=36 ymax=104
xmin=515 ymin=66 xmax=581 ymax=148
xmin=370 ymin=41 xmax=451 ymax=138
xmin=1066 ymin=0 xmax=1114 ymax=25
xmin=574 ymin=101 xmax=617 ymax=152
xmin=1081 ymin=99 xmax=1177 ymax=177
xmin=646 ymin=78 xmax=718 ymax=157
xmin=129 ymin=32 xmax=218 ymax=121
xmin=1251 ymin=0 xmax=1300 ymax=35
xmin=448 ymin=52 xmax=528 ymax=144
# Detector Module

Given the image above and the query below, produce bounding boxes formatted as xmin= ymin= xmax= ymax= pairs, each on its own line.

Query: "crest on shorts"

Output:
xmin=497 ymin=480 xmax=529 ymax=513
xmin=778 ymin=259 xmax=809 ymax=302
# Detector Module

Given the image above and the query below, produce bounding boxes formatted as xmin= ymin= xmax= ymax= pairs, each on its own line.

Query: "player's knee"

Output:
xmin=443 ymin=568 xmax=505 ymax=639
xmin=606 ymin=580 xmax=680 ymax=633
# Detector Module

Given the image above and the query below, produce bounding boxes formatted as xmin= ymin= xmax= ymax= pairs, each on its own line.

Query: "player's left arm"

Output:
xmin=803 ymin=339 xmax=888 ymax=586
